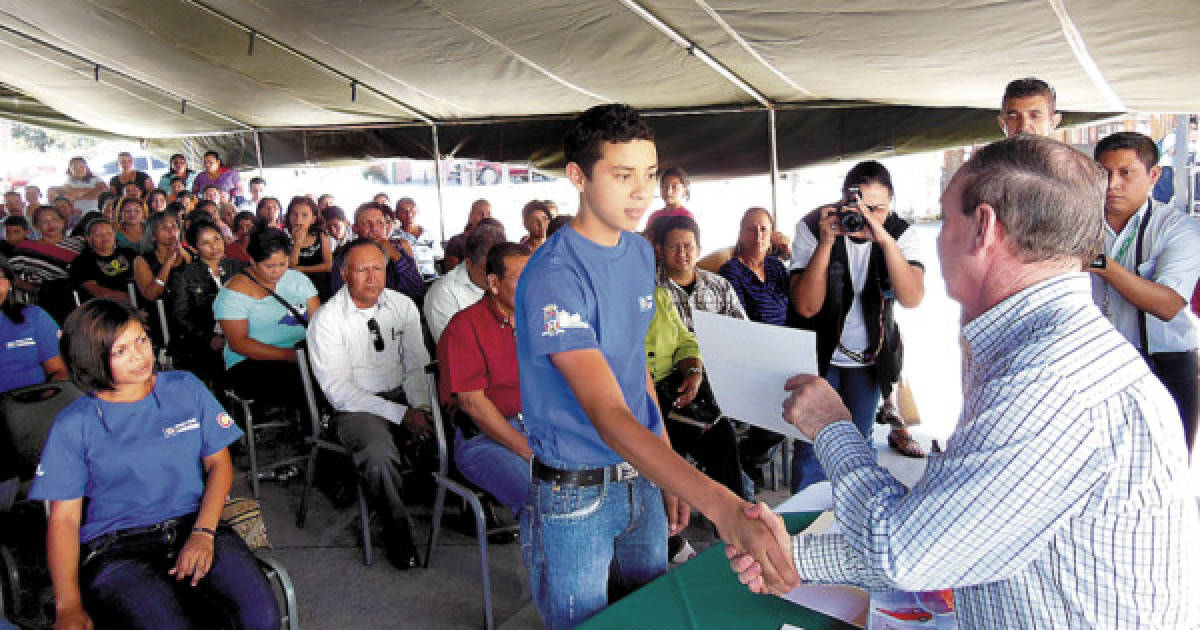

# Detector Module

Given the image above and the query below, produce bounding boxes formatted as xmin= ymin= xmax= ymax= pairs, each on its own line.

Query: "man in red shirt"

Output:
xmin=437 ymin=242 xmax=532 ymax=517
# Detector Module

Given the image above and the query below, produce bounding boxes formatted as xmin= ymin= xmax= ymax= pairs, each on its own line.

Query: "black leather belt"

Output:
xmin=531 ymin=458 xmax=638 ymax=486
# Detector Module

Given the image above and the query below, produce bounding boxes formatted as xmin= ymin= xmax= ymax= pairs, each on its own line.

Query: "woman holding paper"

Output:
xmin=787 ymin=160 xmax=926 ymax=491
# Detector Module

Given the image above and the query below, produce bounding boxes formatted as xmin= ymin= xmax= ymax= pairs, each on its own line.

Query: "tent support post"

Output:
xmin=1172 ymin=114 xmax=1189 ymax=214
xmin=431 ymin=124 xmax=446 ymax=246
xmin=768 ymin=106 xmax=780 ymax=224
xmin=253 ymin=130 xmax=264 ymax=176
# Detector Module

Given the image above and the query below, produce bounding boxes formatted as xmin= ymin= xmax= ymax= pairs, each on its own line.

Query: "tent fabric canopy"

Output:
xmin=0 ymin=1 xmax=1193 ymax=175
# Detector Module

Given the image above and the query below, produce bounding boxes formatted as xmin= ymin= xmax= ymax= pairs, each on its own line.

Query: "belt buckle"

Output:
xmin=614 ymin=462 xmax=638 ymax=482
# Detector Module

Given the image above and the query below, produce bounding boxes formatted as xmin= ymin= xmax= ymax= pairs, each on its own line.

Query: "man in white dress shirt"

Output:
xmin=307 ymin=239 xmax=432 ymax=570
xmin=423 ymin=218 xmax=506 ymax=342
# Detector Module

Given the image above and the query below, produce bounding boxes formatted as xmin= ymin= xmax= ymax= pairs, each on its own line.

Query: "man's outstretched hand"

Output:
xmin=715 ymin=499 xmax=798 ymax=595
xmin=783 ymin=374 xmax=852 ymax=440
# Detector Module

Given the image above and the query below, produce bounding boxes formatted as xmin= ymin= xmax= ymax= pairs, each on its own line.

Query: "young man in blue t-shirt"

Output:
xmin=515 ymin=104 xmax=798 ymax=628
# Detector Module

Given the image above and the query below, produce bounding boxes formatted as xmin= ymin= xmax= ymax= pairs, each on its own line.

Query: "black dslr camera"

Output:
xmin=833 ymin=186 xmax=867 ymax=233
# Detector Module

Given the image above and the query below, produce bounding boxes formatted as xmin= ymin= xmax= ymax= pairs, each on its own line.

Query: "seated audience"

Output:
xmin=442 ymin=199 xmax=491 ymax=270
xmin=192 ymin=151 xmax=243 ymax=202
xmin=23 ymin=185 xmax=40 ymax=209
xmin=242 ymin=177 xmax=267 ymax=213
xmin=719 ymin=207 xmax=789 ymax=326
xmin=226 ymin=211 xmax=256 ymax=263
xmin=169 ymin=220 xmax=247 ymax=384
xmin=68 ymin=218 xmax=136 ymax=303
xmin=215 ymin=227 xmax=319 ymax=407
xmin=3 ymin=190 xmax=25 ymax=217
xmin=108 ymin=151 xmax=153 ymax=197
xmin=285 ymin=196 xmax=333 ymax=301
xmin=133 ymin=213 xmax=191 ymax=304
xmin=644 ymin=166 xmax=693 ymax=237
xmin=192 ymin=199 xmax=234 ymax=242
xmin=114 ymin=197 xmax=147 ymax=252
xmin=1 ymin=215 xmax=29 ymax=258
xmin=307 ymin=239 xmax=431 ymax=569
xmin=30 ymin=298 xmax=279 ymax=630
xmin=394 ymin=197 xmax=441 ymax=279
xmin=519 ymin=200 xmax=551 ymax=252
xmin=58 ymin=157 xmax=107 ymax=216
xmin=0 ymin=261 xmax=67 ymax=393
xmin=424 ymin=218 xmax=506 ymax=342
xmin=330 ymin=202 xmax=425 ymax=306
xmin=175 ymin=190 xmax=197 ymax=212
xmin=54 ymin=196 xmax=81 ymax=233
xmin=145 ymin=189 xmax=169 ymax=216
xmin=316 ymin=193 xmax=334 ymax=211
xmin=9 ymin=205 xmax=84 ymax=322
xmin=157 ymin=153 xmax=196 ymax=192
xmin=437 ymin=242 xmax=533 ymax=519
xmin=322 ymin=205 xmax=352 ymax=250
xmin=255 ymin=197 xmax=283 ymax=230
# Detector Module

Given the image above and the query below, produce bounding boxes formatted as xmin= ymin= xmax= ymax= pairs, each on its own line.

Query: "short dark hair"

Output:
xmin=246 ymin=226 xmax=292 ymax=262
xmin=164 ymin=201 xmax=187 ymax=217
xmin=32 ymin=204 xmax=65 ymax=226
xmin=660 ymin=166 xmax=690 ymax=190
xmin=353 ymin=201 xmax=389 ymax=225
xmin=249 ymin=176 xmax=266 ymax=187
xmin=521 ymin=200 xmax=552 ymax=221
xmin=233 ymin=210 xmax=256 ymax=228
xmin=1094 ymin=131 xmax=1159 ymax=172
xmin=337 ymin=238 xmax=387 ymax=274
xmin=255 ymin=196 xmax=281 ymax=219
xmin=564 ymin=104 xmax=655 ymax=179
xmin=322 ymin=205 xmax=347 ymax=223
xmin=145 ymin=189 xmax=168 ymax=205
xmin=202 ymin=184 xmax=221 ymax=194
xmin=175 ymin=190 xmax=195 ymax=201
xmin=1002 ymin=77 xmax=1057 ymax=113
xmin=203 ymin=150 xmax=220 ymax=161
xmin=4 ymin=215 xmax=29 ymax=230
xmin=169 ymin=152 xmax=186 ymax=163
xmin=465 ymin=218 xmax=507 ymax=265
xmin=843 ymin=160 xmax=895 ymax=198
xmin=485 ymin=242 xmax=532 ymax=279
xmin=86 ymin=217 xmax=115 ymax=237
xmin=194 ymin=199 xmax=218 ymax=215
xmin=652 ymin=215 xmax=700 ymax=248
xmin=60 ymin=298 xmax=143 ymax=393
xmin=186 ymin=218 xmax=224 ymax=248
xmin=0 ymin=261 xmax=25 ymax=324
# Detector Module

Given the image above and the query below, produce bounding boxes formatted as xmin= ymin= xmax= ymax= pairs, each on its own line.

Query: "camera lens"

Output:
xmin=840 ymin=211 xmax=866 ymax=233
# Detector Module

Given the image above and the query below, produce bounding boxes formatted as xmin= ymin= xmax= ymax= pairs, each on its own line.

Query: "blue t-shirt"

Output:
xmin=213 ymin=269 xmax=316 ymax=369
xmin=29 ymin=371 xmax=243 ymax=543
xmin=0 ymin=306 xmax=60 ymax=394
xmin=515 ymin=226 xmax=662 ymax=466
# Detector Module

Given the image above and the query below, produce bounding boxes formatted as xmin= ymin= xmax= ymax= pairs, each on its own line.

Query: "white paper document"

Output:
xmin=691 ymin=310 xmax=817 ymax=441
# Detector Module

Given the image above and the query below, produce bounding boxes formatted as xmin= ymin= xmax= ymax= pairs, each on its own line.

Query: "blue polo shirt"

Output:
xmin=29 ymin=371 xmax=243 ymax=543
xmin=515 ymin=226 xmax=661 ymax=466
xmin=0 ymin=306 xmax=61 ymax=394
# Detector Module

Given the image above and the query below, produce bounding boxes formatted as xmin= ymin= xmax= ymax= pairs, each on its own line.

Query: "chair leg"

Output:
xmin=464 ymin=492 xmax=494 ymax=630
xmin=242 ymin=399 xmax=260 ymax=499
xmin=424 ymin=479 xmax=448 ymax=569
xmin=296 ymin=444 xmax=320 ymax=528
xmin=356 ymin=481 xmax=372 ymax=566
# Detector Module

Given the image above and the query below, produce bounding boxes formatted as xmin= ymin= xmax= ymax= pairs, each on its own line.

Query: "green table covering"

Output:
xmin=577 ymin=512 xmax=858 ymax=630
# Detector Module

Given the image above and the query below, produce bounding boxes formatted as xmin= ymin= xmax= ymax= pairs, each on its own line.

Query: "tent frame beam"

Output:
xmin=0 ymin=24 xmax=253 ymax=132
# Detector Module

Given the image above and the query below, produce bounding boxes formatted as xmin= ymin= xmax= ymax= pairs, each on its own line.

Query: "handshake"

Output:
xmin=717 ymin=373 xmax=854 ymax=594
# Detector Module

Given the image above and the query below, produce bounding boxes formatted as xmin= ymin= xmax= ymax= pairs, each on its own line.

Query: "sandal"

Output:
xmin=888 ymin=427 xmax=926 ymax=458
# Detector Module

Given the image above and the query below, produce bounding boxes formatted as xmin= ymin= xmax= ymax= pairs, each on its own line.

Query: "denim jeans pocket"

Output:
xmin=537 ymin=481 xmax=607 ymax=524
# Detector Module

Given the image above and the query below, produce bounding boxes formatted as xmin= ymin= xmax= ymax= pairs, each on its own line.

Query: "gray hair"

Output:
xmin=959 ymin=135 xmax=1105 ymax=263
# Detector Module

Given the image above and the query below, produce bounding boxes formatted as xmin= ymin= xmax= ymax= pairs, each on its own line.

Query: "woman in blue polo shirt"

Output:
xmin=30 ymin=299 xmax=279 ymax=630
xmin=0 ymin=261 xmax=68 ymax=393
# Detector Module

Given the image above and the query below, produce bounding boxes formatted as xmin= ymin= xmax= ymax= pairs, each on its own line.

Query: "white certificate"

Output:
xmin=691 ymin=310 xmax=817 ymax=442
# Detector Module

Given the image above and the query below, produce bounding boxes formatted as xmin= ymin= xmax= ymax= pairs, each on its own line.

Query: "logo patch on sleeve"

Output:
xmin=542 ymin=304 xmax=589 ymax=336
xmin=638 ymin=295 xmax=654 ymax=312
xmin=217 ymin=413 xmax=234 ymax=429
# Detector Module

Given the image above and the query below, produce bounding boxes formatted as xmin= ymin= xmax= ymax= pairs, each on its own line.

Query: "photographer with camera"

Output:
xmin=788 ymin=161 xmax=926 ymax=491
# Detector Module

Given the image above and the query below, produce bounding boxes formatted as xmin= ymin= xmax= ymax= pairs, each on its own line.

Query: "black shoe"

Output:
xmin=386 ymin=538 xmax=420 ymax=570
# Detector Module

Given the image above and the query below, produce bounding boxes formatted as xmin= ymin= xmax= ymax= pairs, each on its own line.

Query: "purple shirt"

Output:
xmin=192 ymin=168 xmax=241 ymax=196
xmin=718 ymin=255 xmax=789 ymax=326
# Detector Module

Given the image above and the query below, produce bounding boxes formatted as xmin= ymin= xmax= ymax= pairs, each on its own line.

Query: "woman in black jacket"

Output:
xmin=168 ymin=219 xmax=246 ymax=383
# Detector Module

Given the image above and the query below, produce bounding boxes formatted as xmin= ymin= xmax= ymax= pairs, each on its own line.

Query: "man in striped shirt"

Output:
xmin=729 ymin=135 xmax=1200 ymax=628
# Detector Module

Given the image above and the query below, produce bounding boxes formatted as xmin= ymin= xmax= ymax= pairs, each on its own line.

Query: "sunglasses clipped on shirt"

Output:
xmin=367 ymin=318 xmax=384 ymax=352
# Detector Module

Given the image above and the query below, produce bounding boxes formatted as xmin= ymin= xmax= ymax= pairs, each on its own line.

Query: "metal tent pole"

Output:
xmin=253 ymin=130 xmax=264 ymax=176
xmin=768 ymin=107 xmax=780 ymax=224
xmin=1171 ymin=115 xmax=1188 ymax=212
xmin=431 ymin=124 xmax=446 ymax=245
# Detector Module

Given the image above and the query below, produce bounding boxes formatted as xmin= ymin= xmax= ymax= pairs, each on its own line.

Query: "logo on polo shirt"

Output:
xmin=5 ymin=337 xmax=35 ymax=349
xmin=35 ymin=463 xmax=44 ymax=477
xmin=163 ymin=417 xmax=201 ymax=438
xmin=638 ymin=295 xmax=653 ymax=312
xmin=217 ymin=413 xmax=234 ymax=429
xmin=542 ymin=304 xmax=588 ymax=337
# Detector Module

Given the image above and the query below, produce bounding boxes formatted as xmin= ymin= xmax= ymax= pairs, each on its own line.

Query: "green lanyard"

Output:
xmin=1111 ymin=213 xmax=1141 ymax=266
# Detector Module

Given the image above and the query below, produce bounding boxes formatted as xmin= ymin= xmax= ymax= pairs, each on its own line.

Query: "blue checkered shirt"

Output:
xmin=794 ymin=273 xmax=1200 ymax=628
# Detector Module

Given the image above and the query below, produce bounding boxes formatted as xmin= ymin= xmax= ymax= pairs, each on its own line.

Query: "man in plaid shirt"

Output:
xmin=653 ymin=214 xmax=747 ymax=329
xmin=729 ymin=135 xmax=1200 ymax=628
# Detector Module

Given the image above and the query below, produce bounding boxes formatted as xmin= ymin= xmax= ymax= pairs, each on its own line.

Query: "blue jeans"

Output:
xmin=80 ymin=522 xmax=279 ymax=630
xmin=521 ymin=466 xmax=667 ymax=630
xmin=454 ymin=416 xmax=531 ymax=516
xmin=790 ymin=365 xmax=879 ymax=492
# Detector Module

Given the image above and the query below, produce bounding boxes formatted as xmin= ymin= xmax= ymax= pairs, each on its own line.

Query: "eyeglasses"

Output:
xmin=366 ymin=318 xmax=384 ymax=352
